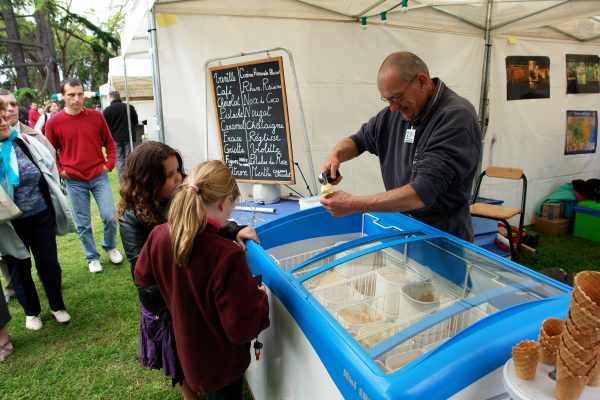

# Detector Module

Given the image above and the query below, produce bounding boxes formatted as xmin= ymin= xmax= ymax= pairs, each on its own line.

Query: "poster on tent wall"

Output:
xmin=565 ymin=110 xmax=597 ymax=155
xmin=566 ymin=54 xmax=600 ymax=94
xmin=506 ymin=56 xmax=550 ymax=100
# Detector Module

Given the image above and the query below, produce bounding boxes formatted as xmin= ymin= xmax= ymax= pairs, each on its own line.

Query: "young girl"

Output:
xmin=118 ymin=143 xmax=260 ymax=398
xmin=134 ymin=160 xmax=270 ymax=400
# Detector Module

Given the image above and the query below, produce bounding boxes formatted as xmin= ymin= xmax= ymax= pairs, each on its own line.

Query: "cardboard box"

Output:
xmin=541 ymin=202 xmax=563 ymax=220
xmin=534 ymin=217 xmax=570 ymax=236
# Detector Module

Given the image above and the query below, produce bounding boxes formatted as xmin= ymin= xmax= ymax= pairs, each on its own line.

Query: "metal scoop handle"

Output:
xmin=318 ymin=170 xmax=341 ymax=185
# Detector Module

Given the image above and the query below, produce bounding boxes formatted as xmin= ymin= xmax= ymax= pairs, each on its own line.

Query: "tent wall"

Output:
xmin=154 ymin=13 xmax=484 ymax=198
xmin=481 ymin=35 xmax=600 ymax=224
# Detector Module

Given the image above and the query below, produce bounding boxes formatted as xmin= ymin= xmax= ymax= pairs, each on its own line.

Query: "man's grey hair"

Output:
xmin=0 ymin=89 xmax=13 ymax=96
xmin=109 ymin=91 xmax=121 ymax=101
xmin=379 ymin=52 xmax=430 ymax=82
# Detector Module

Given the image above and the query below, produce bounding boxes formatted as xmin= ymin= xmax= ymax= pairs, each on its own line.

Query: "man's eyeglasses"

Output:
xmin=380 ymin=75 xmax=417 ymax=104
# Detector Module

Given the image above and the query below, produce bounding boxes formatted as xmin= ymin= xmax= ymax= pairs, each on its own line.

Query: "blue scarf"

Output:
xmin=0 ymin=128 xmax=20 ymax=199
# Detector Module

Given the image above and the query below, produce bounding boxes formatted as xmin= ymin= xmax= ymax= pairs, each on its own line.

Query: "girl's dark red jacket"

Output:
xmin=135 ymin=222 xmax=270 ymax=393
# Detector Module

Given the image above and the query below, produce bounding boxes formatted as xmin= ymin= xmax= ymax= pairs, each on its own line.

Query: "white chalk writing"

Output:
xmin=212 ymin=60 xmax=291 ymax=181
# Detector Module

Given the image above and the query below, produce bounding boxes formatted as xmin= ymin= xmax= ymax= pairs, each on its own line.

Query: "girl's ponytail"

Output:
xmin=168 ymin=160 xmax=239 ymax=266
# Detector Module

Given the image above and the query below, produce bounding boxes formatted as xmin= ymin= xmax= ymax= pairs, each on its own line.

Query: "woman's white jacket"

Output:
xmin=0 ymin=133 xmax=74 ymax=260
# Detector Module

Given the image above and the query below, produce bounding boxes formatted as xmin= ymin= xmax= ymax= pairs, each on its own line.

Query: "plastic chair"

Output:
xmin=470 ymin=167 xmax=527 ymax=260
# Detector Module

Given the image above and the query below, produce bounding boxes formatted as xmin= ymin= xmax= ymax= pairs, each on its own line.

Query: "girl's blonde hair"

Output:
xmin=168 ymin=160 xmax=240 ymax=266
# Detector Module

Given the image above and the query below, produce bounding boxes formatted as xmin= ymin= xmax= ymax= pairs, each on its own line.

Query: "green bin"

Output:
xmin=574 ymin=200 xmax=600 ymax=242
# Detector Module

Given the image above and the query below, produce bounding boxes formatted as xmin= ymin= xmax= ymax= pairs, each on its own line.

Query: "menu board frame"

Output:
xmin=208 ymin=56 xmax=296 ymax=184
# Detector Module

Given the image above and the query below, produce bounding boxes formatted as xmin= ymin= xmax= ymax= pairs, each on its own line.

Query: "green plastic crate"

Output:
xmin=574 ymin=200 xmax=600 ymax=242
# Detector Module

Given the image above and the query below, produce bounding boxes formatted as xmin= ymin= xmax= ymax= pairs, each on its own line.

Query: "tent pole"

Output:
xmin=476 ymin=0 xmax=494 ymax=179
xmin=122 ymin=55 xmax=135 ymax=152
xmin=148 ymin=6 xmax=166 ymax=143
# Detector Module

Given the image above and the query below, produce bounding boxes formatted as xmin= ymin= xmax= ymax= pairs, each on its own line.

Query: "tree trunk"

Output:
xmin=0 ymin=0 xmax=31 ymax=88
xmin=34 ymin=0 xmax=60 ymax=95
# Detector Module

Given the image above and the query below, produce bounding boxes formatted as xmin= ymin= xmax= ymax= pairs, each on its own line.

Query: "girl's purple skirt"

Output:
xmin=139 ymin=304 xmax=183 ymax=386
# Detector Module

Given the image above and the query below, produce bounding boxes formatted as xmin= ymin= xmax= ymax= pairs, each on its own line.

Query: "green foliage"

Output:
xmin=83 ymin=97 xmax=97 ymax=109
xmin=14 ymin=87 xmax=39 ymax=103
xmin=1 ymin=0 xmax=126 ymax=92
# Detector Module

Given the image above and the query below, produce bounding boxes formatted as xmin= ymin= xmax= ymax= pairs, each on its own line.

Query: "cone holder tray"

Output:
xmin=503 ymin=359 xmax=600 ymax=400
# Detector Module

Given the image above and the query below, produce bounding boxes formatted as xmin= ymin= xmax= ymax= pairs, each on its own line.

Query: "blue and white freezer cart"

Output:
xmin=243 ymin=207 xmax=571 ymax=400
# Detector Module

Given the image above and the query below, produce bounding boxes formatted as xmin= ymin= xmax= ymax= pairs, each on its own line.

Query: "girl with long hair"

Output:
xmin=135 ymin=160 xmax=269 ymax=400
xmin=118 ymin=143 xmax=260 ymax=399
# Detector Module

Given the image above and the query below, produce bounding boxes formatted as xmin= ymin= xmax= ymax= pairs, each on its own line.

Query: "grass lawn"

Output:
xmin=1 ymin=170 xmax=599 ymax=399
xmin=0 ymin=171 xmax=183 ymax=399
xmin=520 ymin=231 xmax=600 ymax=276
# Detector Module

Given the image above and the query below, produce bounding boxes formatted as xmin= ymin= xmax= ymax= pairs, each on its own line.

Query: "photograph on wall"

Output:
xmin=565 ymin=110 xmax=597 ymax=155
xmin=506 ymin=56 xmax=550 ymax=100
xmin=566 ymin=54 xmax=600 ymax=94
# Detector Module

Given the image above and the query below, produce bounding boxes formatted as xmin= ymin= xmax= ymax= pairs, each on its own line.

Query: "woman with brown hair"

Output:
xmin=135 ymin=160 xmax=269 ymax=400
xmin=118 ymin=142 xmax=260 ymax=399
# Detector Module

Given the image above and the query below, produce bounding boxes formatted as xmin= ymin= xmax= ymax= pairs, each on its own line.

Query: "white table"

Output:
xmin=503 ymin=359 xmax=600 ymax=400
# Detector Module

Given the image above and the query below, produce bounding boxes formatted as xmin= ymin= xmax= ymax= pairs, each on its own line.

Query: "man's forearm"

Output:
xmin=353 ymin=184 xmax=425 ymax=213
xmin=331 ymin=137 xmax=360 ymax=163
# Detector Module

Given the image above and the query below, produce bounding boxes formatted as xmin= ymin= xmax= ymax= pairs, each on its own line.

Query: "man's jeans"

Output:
xmin=65 ymin=173 xmax=117 ymax=262
xmin=116 ymin=141 xmax=137 ymax=178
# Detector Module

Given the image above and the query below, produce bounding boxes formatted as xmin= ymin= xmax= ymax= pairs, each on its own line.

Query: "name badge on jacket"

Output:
xmin=404 ymin=127 xmax=416 ymax=143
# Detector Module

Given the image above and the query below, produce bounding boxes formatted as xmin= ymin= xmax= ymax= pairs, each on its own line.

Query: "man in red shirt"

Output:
xmin=45 ymin=78 xmax=123 ymax=273
xmin=28 ymin=103 xmax=40 ymax=128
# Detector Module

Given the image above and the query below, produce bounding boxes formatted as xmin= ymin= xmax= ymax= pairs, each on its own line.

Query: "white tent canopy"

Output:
xmin=121 ymin=0 xmax=600 ymax=225
xmin=107 ymin=56 xmax=154 ymax=100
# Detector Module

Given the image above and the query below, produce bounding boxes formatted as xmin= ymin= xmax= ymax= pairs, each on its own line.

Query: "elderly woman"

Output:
xmin=0 ymin=97 xmax=74 ymax=331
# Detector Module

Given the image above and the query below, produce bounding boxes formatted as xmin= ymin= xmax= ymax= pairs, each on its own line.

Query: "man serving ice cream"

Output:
xmin=320 ymin=51 xmax=481 ymax=242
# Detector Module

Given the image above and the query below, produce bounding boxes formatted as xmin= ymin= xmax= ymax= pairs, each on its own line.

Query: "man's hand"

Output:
xmin=59 ymin=170 xmax=71 ymax=180
xmin=235 ymin=226 xmax=260 ymax=250
xmin=320 ymin=155 xmax=343 ymax=185
xmin=320 ymin=191 xmax=361 ymax=217
xmin=102 ymin=165 xmax=109 ymax=173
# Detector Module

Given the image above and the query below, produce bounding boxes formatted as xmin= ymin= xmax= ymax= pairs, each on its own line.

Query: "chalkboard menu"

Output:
xmin=208 ymin=57 xmax=295 ymax=184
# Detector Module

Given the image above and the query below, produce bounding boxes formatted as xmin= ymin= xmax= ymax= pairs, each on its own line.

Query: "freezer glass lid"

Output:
xmin=293 ymin=236 xmax=564 ymax=374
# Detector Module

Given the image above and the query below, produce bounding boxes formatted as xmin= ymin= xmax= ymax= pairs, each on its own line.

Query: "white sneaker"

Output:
xmin=4 ymin=288 xmax=15 ymax=303
xmin=25 ymin=315 xmax=43 ymax=331
xmin=106 ymin=248 xmax=123 ymax=265
xmin=88 ymin=259 xmax=103 ymax=273
xmin=51 ymin=310 xmax=71 ymax=324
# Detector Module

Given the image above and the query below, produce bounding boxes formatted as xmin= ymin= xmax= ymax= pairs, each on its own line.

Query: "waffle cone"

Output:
xmin=561 ymin=329 xmax=600 ymax=364
xmin=574 ymin=272 xmax=600 ymax=310
xmin=588 ymin=359 xmax=600 ymax=387
xmin=573 ymin=287 xmax=600 ymax=317
xmin=541 ymin=317 xmax=564 ymax=337
xmin=512 ymin=340 xmax=539 ymax=380
xmin=566 ymin=316 xmax=600 ymax=348
xmin=556 ymin=353 xmax=589 ymax=400
xmin=559 ymin=346 xmax=595 ymax=376
xmin=571 ymin=298 xmax=600 ymax=331
xmin=539 ymin=347 xmax=558 ymax=366
xmin=539 ymin=318 xmax=563 ymax=365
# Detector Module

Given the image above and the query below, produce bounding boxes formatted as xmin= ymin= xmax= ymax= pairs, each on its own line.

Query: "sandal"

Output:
xmin=0 ymin=338 xmax=14 ymax=362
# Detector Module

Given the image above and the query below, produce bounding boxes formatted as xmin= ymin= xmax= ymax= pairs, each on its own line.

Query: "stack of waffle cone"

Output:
xmin=556 ymin=352 xmax=590 ymax=400
xmin=556 ymin=271 xmax=600 ymax=399
xmin=512 ymin=340 xmax=540 ymax=380
xmin=539 ymin=317 xmax=563 ymax=366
